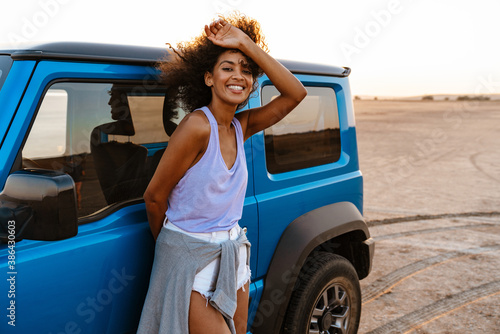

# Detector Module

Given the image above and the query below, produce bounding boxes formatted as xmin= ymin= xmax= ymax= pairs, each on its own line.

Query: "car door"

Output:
xmin=0 ymin=59 xmax=260 ymax=333
xmin=248 ymin=74 xmax=363 ymax=279
xmin=0 ymin=61 xmax=166 ymax=334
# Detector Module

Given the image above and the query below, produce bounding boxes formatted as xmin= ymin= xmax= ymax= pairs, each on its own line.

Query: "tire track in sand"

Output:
xmin=470 ymin=151 xmax=500 ymax=184
xmin=367 ymin=211 xmax=500 ymax=227
xmin=365 ymin=280 xmax=500 ymax=334
xmin=362 ymin=244 xmax=500 ymax=304
xmin=373 ymin=223 xmax=496 ymax=242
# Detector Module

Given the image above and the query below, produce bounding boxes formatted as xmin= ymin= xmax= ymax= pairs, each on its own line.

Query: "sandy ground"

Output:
xmin=354 ymin=100 xmax=500 ymax=333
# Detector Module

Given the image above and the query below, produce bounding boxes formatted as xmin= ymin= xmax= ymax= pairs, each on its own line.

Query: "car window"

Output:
xmin=262 ymin=85 xmax=341 ymax=174
xmin=21 ymin=81 xmax=187 ymax=219
xmin=24 ymin=89 xmax=68 ymax=158
xmin=0 ymin=55 xmax=13 ymax=91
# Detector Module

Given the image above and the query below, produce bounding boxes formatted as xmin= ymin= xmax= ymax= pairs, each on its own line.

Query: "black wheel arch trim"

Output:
xmin=251 ymin=201 xmax=374 ymax=334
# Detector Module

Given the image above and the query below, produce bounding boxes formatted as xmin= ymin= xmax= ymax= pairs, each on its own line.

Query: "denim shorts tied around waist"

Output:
xmin=163 ymin=218 xmax=251 ymax=299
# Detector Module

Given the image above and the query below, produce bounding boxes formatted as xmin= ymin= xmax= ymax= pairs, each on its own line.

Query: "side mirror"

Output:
xmin=0 ymin=169 xmax=78 ymax=242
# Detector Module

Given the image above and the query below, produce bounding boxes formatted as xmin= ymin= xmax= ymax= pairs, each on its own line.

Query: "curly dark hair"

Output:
xmin=157 ymin=12 xmax=268 ymax=114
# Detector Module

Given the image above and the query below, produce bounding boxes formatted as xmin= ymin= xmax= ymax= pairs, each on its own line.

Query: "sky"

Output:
xmin=1 ymin=0 xmax=499 ymax=97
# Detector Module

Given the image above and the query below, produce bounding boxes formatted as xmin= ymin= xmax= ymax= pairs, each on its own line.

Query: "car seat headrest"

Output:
xmin=162 ymin=93 xmax=178 ymax=137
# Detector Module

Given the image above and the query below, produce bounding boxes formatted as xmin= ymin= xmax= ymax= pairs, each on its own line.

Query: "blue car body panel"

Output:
xmin=249 ymin=74 xmax=363 ymax=277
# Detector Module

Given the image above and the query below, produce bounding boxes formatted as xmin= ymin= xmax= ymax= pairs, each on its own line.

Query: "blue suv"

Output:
xmin=0 ymin=42 xmax=374 ymax=334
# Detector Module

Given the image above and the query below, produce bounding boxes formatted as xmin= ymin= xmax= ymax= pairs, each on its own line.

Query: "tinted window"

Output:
xmin=262 ymin=86 xmax=341 ymax=174
xmin=21 ymin=81 xmax=186 ymax=218
xmin=0 ymin=55 xmax=13 ymax=91
xmin=24 ymin=89 xmax=68 ymax=158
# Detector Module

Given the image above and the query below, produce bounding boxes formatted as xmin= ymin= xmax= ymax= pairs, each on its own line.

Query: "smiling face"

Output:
xmin=205 ymin=50 xmax=254 ymax=109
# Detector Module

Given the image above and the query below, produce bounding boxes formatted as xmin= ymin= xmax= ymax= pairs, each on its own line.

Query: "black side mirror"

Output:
xmin=0 ymin=169 xmax=78 ymax=242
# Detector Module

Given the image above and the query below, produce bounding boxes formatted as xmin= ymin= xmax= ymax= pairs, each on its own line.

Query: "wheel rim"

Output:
xmin=308 ymin=283 xmax=350 ymax=334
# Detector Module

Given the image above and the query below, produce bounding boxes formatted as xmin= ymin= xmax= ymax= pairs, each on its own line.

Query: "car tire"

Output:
xmin=282 ymin=252 xmax=361 ymax=334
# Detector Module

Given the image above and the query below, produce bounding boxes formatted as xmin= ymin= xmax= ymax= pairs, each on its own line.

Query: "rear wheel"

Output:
xmin=282 ymin=252 xmax=361 ymax=334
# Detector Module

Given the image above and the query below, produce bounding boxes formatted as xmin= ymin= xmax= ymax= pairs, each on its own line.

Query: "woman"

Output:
xmin=138 ymin=13 xmax=306 ymax=334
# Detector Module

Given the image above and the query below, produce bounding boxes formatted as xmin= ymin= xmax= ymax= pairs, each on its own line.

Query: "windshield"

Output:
xmin=0 ymin=55 xmax=13 ymax=92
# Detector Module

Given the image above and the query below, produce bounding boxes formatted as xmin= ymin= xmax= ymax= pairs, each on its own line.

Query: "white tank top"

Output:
xmin=165 ymin=106 xmax=248 ymax=232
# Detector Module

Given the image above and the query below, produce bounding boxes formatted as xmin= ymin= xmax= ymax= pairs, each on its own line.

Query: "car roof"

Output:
xmin=0 ymin=42 xmax=350 ymax=77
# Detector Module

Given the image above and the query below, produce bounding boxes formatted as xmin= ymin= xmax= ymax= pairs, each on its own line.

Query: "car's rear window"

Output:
xmin=0 ymin=55 xmax=13 ymax=92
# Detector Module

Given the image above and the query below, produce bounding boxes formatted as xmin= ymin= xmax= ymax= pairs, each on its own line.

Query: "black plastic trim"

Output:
xmin=8 ymin=42 xmax=170 ymax=66
xmin=279 ymin=59 xmax=351 ymax=77
xmin=78 ymin=198 xmax=145 ymax=226
xmin=1 ymin=42 xmax=350 ymax=76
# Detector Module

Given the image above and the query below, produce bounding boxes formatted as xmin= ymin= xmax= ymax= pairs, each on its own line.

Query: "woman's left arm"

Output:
xmin=206 ymin=19 xmax=307 ymax=140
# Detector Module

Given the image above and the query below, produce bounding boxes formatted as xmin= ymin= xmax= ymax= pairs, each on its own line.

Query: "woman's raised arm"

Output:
xmin=206 ymin=19 xmax=307 ymax=140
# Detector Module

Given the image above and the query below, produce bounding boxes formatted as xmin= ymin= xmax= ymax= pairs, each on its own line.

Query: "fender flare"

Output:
xmin=251 ymin=201 xmax=373 ymax=334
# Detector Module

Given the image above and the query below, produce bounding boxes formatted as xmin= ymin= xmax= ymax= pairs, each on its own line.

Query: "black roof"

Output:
xmin=0 ymin=42 xmax=350 ymax=77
